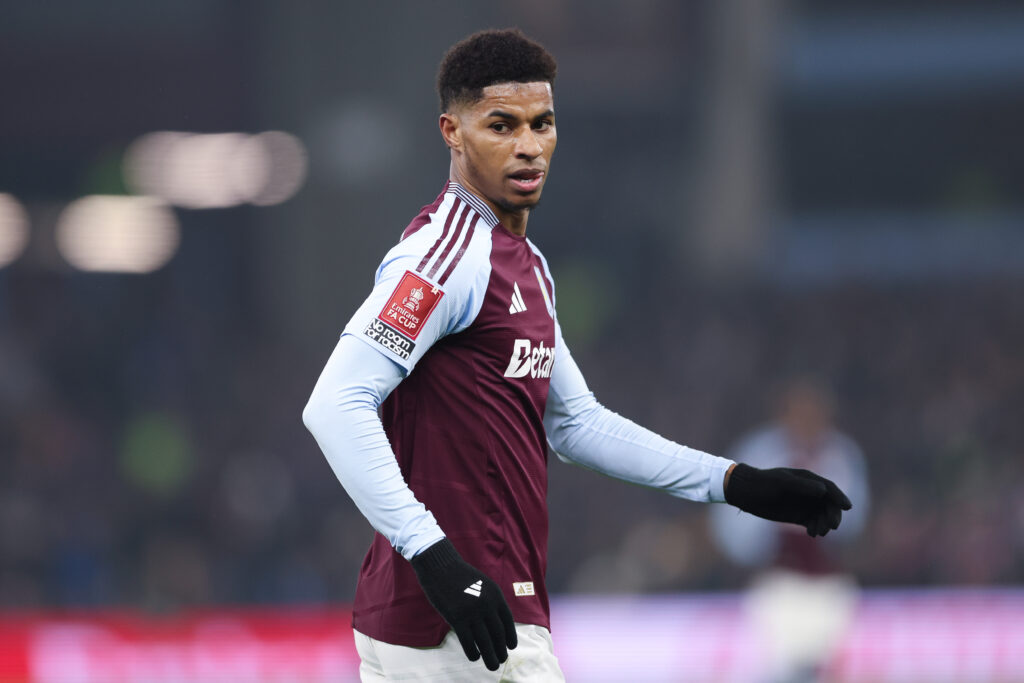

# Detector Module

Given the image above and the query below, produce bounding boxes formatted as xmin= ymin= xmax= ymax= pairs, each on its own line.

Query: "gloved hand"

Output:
xmin=724 ymin=463 xmax=852 ymax=537
xmin=410 ymin=538 xmax=518 ymax=671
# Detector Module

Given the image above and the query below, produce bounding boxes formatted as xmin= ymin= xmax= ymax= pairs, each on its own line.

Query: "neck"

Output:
xmin=449 ymin=164 xmax=529 ymax=236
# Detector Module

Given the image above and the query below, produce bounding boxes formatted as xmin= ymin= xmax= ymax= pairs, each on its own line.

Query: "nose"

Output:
xmin=515 ymin=129 xmax=543 ymax=159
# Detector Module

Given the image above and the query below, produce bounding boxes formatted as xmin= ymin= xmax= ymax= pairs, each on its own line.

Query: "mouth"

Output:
xmin=507 ymin=169 xmax=545 ymax=193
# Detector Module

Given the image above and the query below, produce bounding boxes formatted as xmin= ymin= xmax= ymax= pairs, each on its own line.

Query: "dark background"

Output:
xmin=2 ymin=0 xmax=1023 ymax=610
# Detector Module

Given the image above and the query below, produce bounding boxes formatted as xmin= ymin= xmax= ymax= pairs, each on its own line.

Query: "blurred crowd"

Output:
xmin=2 ymin=264 xmax=1022 ymax=610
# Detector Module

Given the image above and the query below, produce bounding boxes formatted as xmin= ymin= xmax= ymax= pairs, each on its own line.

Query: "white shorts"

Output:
xmin=353 ymin=622 xmax=565 ymax=682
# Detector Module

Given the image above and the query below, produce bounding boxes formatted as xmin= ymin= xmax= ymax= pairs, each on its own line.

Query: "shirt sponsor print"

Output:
xmin=503 ymin=339 xmax=554 ymax=379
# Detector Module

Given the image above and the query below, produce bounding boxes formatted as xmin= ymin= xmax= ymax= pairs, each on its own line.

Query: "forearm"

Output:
xmin=302 ymin=335 xmax=445 ymax=559
xmin=546 ymin=393 xmax=734 ymax=503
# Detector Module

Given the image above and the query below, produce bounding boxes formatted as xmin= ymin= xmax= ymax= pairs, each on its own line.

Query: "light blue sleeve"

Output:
xmin=302 ymin=334 xmax=445 ymax=560
xmin=544 ymin=320 xmax=734 ymax=503
xmin=342 ymin=226 xmax=491 ymax=375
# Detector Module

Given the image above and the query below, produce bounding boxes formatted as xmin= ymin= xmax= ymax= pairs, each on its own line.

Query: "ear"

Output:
xmin=439 ymin=112 xmax=461 ymax=150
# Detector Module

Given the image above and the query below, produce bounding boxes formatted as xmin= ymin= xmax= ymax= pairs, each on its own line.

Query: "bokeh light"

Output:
xmin=245 ymin=131 xmax=308 ymax=206
xmin=222 ymin=451 xmax=295 ymax=527
xmin=55 ymin=195 xmax=180 ymax=273
xmin=123 ymin=131 xmax=308 ymax=209
xmin=119 ymin=412 xmax=194 ymax=498
xmin=0 ymin=193 xmax=30 ymax=268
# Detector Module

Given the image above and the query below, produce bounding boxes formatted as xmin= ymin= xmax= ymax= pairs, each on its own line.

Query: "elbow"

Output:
xmin=546 ymin=422 xmax=578 ymax=463
xmin=551 ymin=446 xmax=575 ymax=466
xmin=545 ymin=394 xmax=605 ymax=464
xmin=544 ymin=416 xmax=572 ymax=460
xmin=546 ymin=435 xmax=568 ymax=464
xmin=302 ymin=382 xmax=341 ymax=439
xmin=302 ymin=390 xmax=327 ymax=438
xmin=303 ymin=380 xmax=381 ymax=439
xmin=545 ymin=420 xmax=586 ymax=465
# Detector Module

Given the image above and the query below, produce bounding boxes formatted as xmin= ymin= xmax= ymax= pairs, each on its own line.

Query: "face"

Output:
xmin=780 ymin=383 xmax=833 ymax=447
xmin=441 ymin=81 xmax=556 ymax=222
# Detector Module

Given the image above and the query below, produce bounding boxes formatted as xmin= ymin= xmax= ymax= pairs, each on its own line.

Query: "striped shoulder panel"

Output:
xmin=401 ymin=189 xmax=448 ymax=241
xmin=412 ymin=195 xmax=486 ymax=286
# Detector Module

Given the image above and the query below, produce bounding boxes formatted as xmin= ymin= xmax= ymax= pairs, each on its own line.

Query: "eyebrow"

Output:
xmin=486 ymin=109 xmax=555 ymax=121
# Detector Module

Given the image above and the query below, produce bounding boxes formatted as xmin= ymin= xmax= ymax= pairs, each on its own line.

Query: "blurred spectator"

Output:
xmin=709 ymin=377 xmax=869 ymax=683
xmin=710 ymin=377 xmax=870 ymax=570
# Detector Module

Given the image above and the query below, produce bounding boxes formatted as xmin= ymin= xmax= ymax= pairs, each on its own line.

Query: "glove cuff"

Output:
xmin=410 ymin=538 xmax=460 ymax=575
xmin=724 ymin=462 xmax=758 ymax=508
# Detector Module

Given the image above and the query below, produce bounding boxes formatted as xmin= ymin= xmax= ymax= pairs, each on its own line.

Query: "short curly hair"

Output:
xmin=437 ymin=29 xmax=557 ymax=112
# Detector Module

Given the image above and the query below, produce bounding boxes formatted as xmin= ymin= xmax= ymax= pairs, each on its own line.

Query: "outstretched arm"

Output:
xmin=545 ymin=328 xmax=851 ymax=536
xmin=543 ymin=333 xmax=734 ymax=503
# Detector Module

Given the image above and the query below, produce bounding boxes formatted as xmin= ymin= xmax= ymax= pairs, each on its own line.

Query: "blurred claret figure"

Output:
xmin=710 ymin=376 xmax=870 ymax=683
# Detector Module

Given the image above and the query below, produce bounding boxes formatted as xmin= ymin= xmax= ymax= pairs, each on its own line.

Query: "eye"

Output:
xmin=490 ymin=122 xmax=511 ymax=133
xmin=533 ymin=119 xmax=553 ymax=131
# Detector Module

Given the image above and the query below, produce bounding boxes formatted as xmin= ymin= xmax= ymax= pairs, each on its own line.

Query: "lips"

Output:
xmin=508 ymin=169 xmax=545 ymax=193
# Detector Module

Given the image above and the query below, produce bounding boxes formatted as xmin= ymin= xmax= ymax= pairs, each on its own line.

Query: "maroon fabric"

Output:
xmin=352 ymin=212 xmax=556 ymax=647
xmin=426 ymin=204 xmax=471 ymax=280
xmin=415 ymin=198 xmax=459 ymax=272
xmin=403 ymin=185 xmax=449 ymax=242
xmin=438 ymin=214 xmax=479 ymax=285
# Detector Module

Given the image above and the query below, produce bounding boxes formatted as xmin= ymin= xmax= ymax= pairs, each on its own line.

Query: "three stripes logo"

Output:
xmin=508 ymin=282 xmax=527 ymax=314
xmin=464 ymin=580 xmax=483 ymax=597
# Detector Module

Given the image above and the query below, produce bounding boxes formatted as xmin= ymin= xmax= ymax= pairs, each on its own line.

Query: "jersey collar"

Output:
xmin=447 ymin=182 xmax=500 ymax=230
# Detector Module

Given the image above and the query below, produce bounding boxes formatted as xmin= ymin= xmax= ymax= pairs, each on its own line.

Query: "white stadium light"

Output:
xmin=173 ymin=132 xmax=252 ymax=208
xmin=228 ymin=134 xmax=273 ymax=204
xmin=56 ymin=195 xmax=180 ymax=273
xmin=245 ymin=131 xmax=308 ymax=206
xmin=122 ymin=131 xmax=186 ymax=203
xmin=123 ymin=131 xmax=308 ymax=209
xmin=0 ymin=193 xmax=30 ymax=268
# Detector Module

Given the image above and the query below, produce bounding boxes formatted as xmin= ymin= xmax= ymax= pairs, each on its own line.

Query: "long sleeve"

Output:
xmin=543 ymin=323 xmax=734 ymax=503
xmin=302 ymin=334 xmax=445 ymax=560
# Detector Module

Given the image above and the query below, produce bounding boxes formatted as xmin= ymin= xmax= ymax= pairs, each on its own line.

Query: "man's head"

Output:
xmin=437 ymin=29 xmax=558 ymax=231
xmin=776 ymin=377 xmax=835 ymax=450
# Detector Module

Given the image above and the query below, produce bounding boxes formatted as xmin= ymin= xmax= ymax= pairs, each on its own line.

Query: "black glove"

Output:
xmin=410 ymin=539 xmax=517 ymax=671
xmin=724 ymin=463 xmax=852 ymax=537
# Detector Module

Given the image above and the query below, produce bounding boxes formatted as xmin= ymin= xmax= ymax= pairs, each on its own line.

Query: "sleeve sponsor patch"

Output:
xmin=377 ymin=271 xmax=443 ymax=340
xmin=363 ymin=271 xmax=443 ymax=361
xmin=364 ymin=318 xmax=415 ymax=360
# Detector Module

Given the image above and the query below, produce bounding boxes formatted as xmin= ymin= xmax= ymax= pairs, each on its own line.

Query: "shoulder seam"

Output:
xmin=401 ymin=188 xmax=450 ymax=241
xmin=437 ymin=212 xmax=481 ymax=285
xmin=416 ymin=196 xmax=464 ymax=275
xmin=413 ymin=201 xmax=483 ymax=286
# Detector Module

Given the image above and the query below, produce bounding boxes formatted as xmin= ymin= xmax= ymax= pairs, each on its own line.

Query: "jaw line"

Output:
xmin=495 ymin=194 xmax=541 ymax=215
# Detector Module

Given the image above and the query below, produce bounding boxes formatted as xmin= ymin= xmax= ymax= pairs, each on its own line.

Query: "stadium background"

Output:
xmin=2 ymin=1 xmax=1023 ymax=680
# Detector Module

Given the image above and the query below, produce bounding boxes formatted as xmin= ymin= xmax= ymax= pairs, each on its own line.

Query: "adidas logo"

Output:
xmin=508 ymin=282 xmax=527 ymax=314
xmin=464 ymin=580 xmax=483 ymax=597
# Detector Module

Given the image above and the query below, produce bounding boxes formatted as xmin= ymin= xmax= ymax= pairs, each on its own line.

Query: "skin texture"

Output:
xmin=439 ymin=82 xmax=557 ymax=236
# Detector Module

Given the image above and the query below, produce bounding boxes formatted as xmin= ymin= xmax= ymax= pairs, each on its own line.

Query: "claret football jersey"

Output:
xmin=342 ymin=181 xmax=558 ymax=646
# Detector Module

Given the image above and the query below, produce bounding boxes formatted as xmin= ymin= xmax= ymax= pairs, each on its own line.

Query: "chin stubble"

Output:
xmin=495 ymin=196 xmax=542 ymax=215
